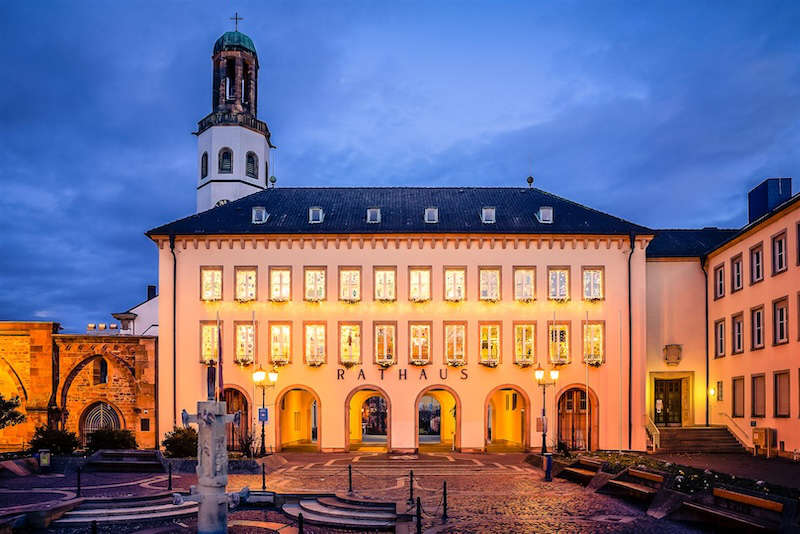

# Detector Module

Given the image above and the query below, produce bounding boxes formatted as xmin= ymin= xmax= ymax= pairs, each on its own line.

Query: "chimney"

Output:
xmin=147 ymin=285 xmax=157 ymax=300
xmin=748 ymin=178 xmax=792 ymax=223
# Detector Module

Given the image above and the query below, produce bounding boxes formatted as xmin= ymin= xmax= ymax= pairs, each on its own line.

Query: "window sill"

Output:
xmin=751 ymin=345 xmax=765 ymax=352
xmin=771 ymin=268 xmax=787 ymax=277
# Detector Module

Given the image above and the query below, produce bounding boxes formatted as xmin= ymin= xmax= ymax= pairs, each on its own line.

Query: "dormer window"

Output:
xmin=308 ymin=207 xmax=324 ymax=224
xmin=537 ymin=206 xmax=553 ymax=224
xmin=481 ymin=207 xmax=496 ymax=224
xmin=251 ymin=207 xmax=268 ymax=224
xmin=424 ymin=207 xmax=439 ymax=223
xmin=366 ymin=208 xmax=381 ymax=224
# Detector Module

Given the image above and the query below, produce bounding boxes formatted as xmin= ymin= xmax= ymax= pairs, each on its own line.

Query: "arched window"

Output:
xmin=81 ymin=402 xmax=120 ymax=444
xmin=92 ymin=358 xmax=108 ymax=385
xmin=219 ymin=148 xmax=233 ymax=174
xmin=201 ymin=152 xmax=208 ymax=178
xmin=246 ymin=152 xmax=258 ymax=179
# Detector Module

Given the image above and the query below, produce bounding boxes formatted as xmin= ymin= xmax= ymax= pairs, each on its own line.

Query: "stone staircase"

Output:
xmin=282 ymin=494 xmax=399 ymax=531
xmin=84 ymin=449 xmax=165 ymax=473
xmin=51 ymin=493 xmax=197 ymax=527
xmin=656 ymin=426 xmax=746 ymax=453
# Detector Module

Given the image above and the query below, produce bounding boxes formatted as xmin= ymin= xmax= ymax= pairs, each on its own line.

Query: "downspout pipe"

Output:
xmin=700 ymin=255 xmax=709 ymax=427
xmin=627 ymin=233 xmax=635 ymax=450
xmin=169 ymin=234 xmax=177 ymax=430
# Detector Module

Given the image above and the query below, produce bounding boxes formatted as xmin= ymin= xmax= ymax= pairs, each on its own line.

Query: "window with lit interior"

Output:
xmin=548 ymin=268 xmax=569 ymax=301
xmin=339 ymin=323 xmax=361 ymax=365
xmin=514 ymin=268 xmax=535 ymax=301
xmin=339 ymin=269 xmax=361 ymax=302
xmin=583 ymin=322 xmax=604 ymax=365
xmin=479 ymin=268 xmax=500 ymax=301
xmin=304 ymin=323 xmax=325 ymax=366
xmin=409 ymin=323 xmax=431 ymax=365
xmin=479 ymin=324 xmax=500 ymax=366
xmin=583 ymin=268 xmax=603 ymax=300
xmin=549 ymin=323 xmax=569 ymax=364
xmin=235 ymin=323 xmax=255 ymax=365
xmin=374 ymin=323 xmax=396 ymax=366
xmin=445 ymin=323 xmax=466 ymax=365
xmin=270 ymin=268 xmax=291 ymax=301
xmin=514 ymin=324 xmax=535 ymax=365
xmin=374 ymin=268 xmax=396 ymax=301
xmin=304 ymin=268 xmax=326 ymax=301
xmin=270 ymin=324 xmax=291 ymax=365
xmin=235 ymin=267 xmax=257 ymax=302
xmin=200 ymin=323 xmax=219 ymax=364
xmin=200 ymin=267 xmax=223 ymax=301
xmin=444 ymin=268 xmax=466 ymax=301
xmin=409 ymin=268 xmax=431 ymax=301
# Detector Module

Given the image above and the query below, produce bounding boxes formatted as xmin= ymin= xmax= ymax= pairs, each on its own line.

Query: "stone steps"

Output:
xmin=656 ymin=427 xmax=745 ymax=453
xmin=85 ymin=449 xmax=165 ymax=473
xmin=282 ymin=495 xmax=397 ymax=531
xmin=52 ymin=497 xmax=197 ymax=526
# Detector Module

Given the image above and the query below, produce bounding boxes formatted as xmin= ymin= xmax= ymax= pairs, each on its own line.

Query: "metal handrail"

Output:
xmin=717 ymin=412 xmax=753 ymax=449
xmin=644 ymin=414 xmax=660 ymax=450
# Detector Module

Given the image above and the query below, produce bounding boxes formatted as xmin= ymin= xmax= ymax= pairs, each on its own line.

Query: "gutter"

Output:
xmin=169 ymin=235 xmax=177 ymax=430
xmin=700 ymin=255 xmax=709 ymax=427
xmin=627 ymin=233 xmax=635 ymax=450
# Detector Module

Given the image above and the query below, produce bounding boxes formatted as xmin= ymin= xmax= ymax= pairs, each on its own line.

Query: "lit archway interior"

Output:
xmin=486 ymin=388 xmax=526 ymax=452
xmin=349 ymin=390 xmax=388 ymax=451
xmin=418 ymin=390 xmax=457 ymax=452
xmin=278 ymin=388 xmax=318 ymax=452
xmin=0 ymin=368 xmax=27 ymax=449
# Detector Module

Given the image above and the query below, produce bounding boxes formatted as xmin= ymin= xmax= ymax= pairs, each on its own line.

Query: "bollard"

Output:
xmin=76 ymin=466 xmax=81 ymax=497
xmin=298 ymin=511 xmax=304 ymax=533
xmin=415 ymin=496 xmax=422 ymax=534
xmin=348 ymin=464 xmax=353 ymax=494
xmin=407 ymin=469 xmax=414 ymax=504
xmin=262 ymin=463 xmax=266 ymax=491
xmin=168 ymin=463 xmax=173 ymax=490
xmin=91 ymin=520 xmax=97 ymax=534
xmin=544 ymin=453 xmax=553 ymax=482
xmin=442 ymin=480 xmax=448 ymax=522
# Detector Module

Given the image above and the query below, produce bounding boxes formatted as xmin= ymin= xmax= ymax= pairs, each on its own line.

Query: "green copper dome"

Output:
xmin=213 ymin=31 xmax=257 ymax=56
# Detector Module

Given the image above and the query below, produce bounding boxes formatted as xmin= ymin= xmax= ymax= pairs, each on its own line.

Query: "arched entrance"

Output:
xmin=345 ymin=386 xmax=391 ymax=452
xmin=557 ymin=385 xmax=599 ymax=451
xmin=485 ymin=385 xmax=529 ymax=452
xmin=223 ymin=387 xmax=249 ymax=452
xmin=275 ymin=386 xmax=321 ymax=452
xmin=79 ymin=401 xmax=121 ymax=444
xmin=415 ymin=386 xmax=460 ymax=452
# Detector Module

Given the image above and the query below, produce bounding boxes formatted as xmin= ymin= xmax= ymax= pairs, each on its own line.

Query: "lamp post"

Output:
xmin=534 ymin=364 xmax=559 ymax=454
xmin=252 ymin=366 xmax=278 ymax=457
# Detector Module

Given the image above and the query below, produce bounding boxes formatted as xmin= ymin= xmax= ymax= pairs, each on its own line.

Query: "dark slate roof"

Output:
xmin=646 ymin=228 xmax=739 ymax=258
xmin=146 ymin=187 xmax=653 ymax=237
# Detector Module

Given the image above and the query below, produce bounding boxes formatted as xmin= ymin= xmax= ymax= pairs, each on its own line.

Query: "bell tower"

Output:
xmin=195 ymin=19 xmax=273 ymax=213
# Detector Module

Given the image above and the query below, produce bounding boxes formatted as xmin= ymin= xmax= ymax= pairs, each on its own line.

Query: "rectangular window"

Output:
xmin=444 ymin=322 xmax=466 ymax=365
xmin=772 ymin=231 xmax=787 ymax=274
xmin=479 ymin=267 xmax=501 ymax=301
xmin=732 ymin=314 xmax=744 ymax=354
xmin=200 ymin=322 xmax=219 ymax=364
xmin=714 ymin=265 xmax=725 ymax=299
xmin=714 ymin=319 xmax=725 ymax=357
xmin=481 ymin=207 xmax=496 ymax=224
xmin=582 ymin=267 xmax=604 ymax=300
xmin=775 ymin=371 xmax=790 ymax=417
xmin=304 ymin=323 xmax=326 ymax=365
xmin=269 ymin=323 xmax=291 ymax=365
xmin=304 ymin=267 xmax=326 ymax=302
xmin=751 ymin=374 xmax=766 ymax=418
xmin=374 ymin=268 xmax=396 ymax=301
xmin=731 ymin=255 xmax=743 ymax=292
xmin=308 ymin=207 xmax=324 ymax=223
xmin=444 ymin=267 xmax=466 ymax=301
xmin=750 ymin=243 xmax=764 ymax=284
xmin=732 ymin=376 xmax=744 ymax=418
xmin=548 ymin=267 xmax=569 ymax=301
xmin=751 ymin=306 xmax=764 ymax=349
xmin=514 ymin=323 xmax=536 ymax=365
xmin=513 ymin=267 xmax=535 ymax=301
xmin=200 ymin=267 xmax=223 ymax=301
xmin=478 ymin=323 xmax=501 ymax=365
xmin=583 ymin=322 xmax=604 ymax=364
xmin=548 ymin=322 xmax=570 ymax=364
xmin=716 ymin=380 xmax=723 ymax=402
xmin=270 ymin=267 xmax=291 ymax=302
xmin=140 ymin=418 xmax=150 ymax=432
xmin=409 ymin=267 xmax=431 ymax=302
xmin=366 ymin=208 xmax=381 ymax=224
xmin=339 ymin=268 xmax=361 ymax=302
xmin=234 ymin=322 xmax=255 ymax=365
xmin=235 ymin=267 xmax=257 ymax=302
xmin=409 ymin=322 xmax=432 ymax=364
xmin=773 ymin=298 xmax=789 ymax=344
xmin=339 ymin=323 xmax=361 ymax=365
xmin=374 ymin=322 xmax=396 ymax=366
xmin=424 ymin=207 xmax=438 ymax=223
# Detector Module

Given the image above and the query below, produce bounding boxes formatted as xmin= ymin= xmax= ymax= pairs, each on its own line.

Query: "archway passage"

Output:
xmin=348 ymin=389 xmax=389 ymax=452
xmin=416 ymin=388 xmax=458 ymax=452
xmin=557 ymin=387 xmax=598 ymax=451
xmin=486 ymin=387 xmax=527 ymax=452
xmin=223 ymin=388 xmax=249 ymax=452
xmin=80 ymin=402 xmax=120 ymax=444
xmin=0 ymin=365 xmax=28 ymax=451
xmin=277 ymin=388 xmax=319 ymax=452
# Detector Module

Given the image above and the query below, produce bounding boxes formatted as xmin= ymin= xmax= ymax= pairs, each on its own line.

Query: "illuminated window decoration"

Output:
xmin=270 ymin=324 xmax=291 ymax=366
xmin=583 ymin=269 xmax=603 ymax=300
xmin=304 ymin=324 xmax=325 ymax=366
xmin=409 ymin=268 xmax=431 ymax=302
xmin=479 ymin=324 xmax=500 ymax=367
xmin=548 ymin=269 xmax=569 ymax=301
xmin=340 ymin=324 xmax=361 ymax=366
xmin=445 ymin=268 xmax=465 ymax=301
xmin=304 ymin=269 xmax=326 ymax=301
xmin=234 ymin=323 xmax=255 ymax=365
xmin=514 ymin=268 xmax=535 ymax=301
xmin=583 ymin=323 xmax=604 ymax=366
xmin=374 ymin=269 xmax=396 ymax=301
xmin=200 ymin=323 xmax=219 ymax=364
xmin=374 ymin=323 xmax=396 ymax=367
xmin=445 ymin=324 xmax=466 ymax=366
xmin=270 ymin=269 xmax=291 ymax=302
xmin=514 ymin=324 xmax=535 ymax=366
xmin=340 ymin=269 xmax=361 ymax=302
xmin=549 ymin=323 xmax=570 ymax=365
xmin=479 ymin=268 xmax=500 ymax=301
xmin=409 ymin=323 xmax=431 ymax=365
xmin=201 ymin=267 xmax=222 ymax=301
xmin=235 ymin=268 xmax=256 ymax=302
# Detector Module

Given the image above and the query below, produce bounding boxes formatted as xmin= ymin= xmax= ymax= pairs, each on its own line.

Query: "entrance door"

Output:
xmin=558 ymin=389 xmax=590 ymax=450
xmin=654 ymin=379 xmax=682 ymax=426
xmin=223 ymin=388 xmax=249 ymax=451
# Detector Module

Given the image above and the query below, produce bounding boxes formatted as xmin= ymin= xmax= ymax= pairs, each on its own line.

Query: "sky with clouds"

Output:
xmin=1 ymin=1 xmax=799 ymax=332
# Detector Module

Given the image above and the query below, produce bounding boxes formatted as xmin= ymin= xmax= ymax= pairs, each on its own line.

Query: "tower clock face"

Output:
xmin=215 ymin=199 xmax=230 ymax=207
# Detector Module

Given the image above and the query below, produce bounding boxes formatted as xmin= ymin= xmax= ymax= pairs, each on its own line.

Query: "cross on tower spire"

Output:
xmin=230 ymin=12 xmax=243 ymax=31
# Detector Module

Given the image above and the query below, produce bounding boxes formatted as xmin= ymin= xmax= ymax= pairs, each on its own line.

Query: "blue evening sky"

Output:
xmin=1 ymin=1 xmax=799 ymax=331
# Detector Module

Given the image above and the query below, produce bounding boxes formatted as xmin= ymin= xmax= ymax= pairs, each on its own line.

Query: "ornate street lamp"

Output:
xmin=534 ymin=363 xmax=559 ymax=455
xmin=252 ymin=365 xmax=278 ymax=456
